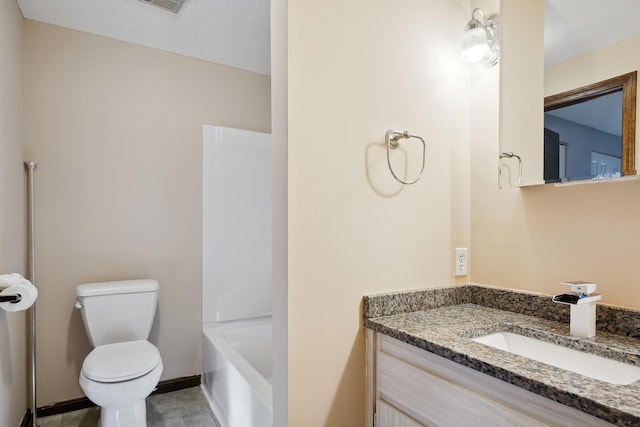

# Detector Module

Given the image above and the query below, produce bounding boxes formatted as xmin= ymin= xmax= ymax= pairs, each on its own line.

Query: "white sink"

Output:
xmin=472 ymin=332 xmax=640 ymax=385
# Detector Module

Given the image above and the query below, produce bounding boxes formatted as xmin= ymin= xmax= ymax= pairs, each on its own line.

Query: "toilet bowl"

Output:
xmin=75 ymin=280 xmax=163 ymax=427
xmin=79 ymin=340 xmax=163 ymax=427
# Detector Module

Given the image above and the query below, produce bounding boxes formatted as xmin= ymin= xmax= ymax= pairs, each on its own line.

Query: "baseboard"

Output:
xmin=153 ymin=374 xmax=201 ymax=395
xmin=20 ymin=410 xmax=32 ymax=427
xmin=37 ymin=395 xmax=94 ymax=418
xmin=35 ymin=374 xmax=201 ymax=418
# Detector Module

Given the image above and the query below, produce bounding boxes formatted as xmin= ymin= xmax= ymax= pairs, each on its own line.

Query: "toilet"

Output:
xmin=75 ymin=279 xmax=163 ymax=427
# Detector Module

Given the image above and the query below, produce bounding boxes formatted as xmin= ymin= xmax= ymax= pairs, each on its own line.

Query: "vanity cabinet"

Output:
xmin=366 ymin=330 xmax=613 ymax=427
xmin=376 ymin=400 xmax=423 ymax=427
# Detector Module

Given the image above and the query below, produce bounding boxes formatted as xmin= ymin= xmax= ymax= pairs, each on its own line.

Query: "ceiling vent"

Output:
xmin=137 ymin=0 xmax=186 ymax=14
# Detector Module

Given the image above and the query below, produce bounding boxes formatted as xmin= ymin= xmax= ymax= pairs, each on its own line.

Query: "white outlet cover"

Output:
xmin=455 ymin=247 xmax=468 ymax=277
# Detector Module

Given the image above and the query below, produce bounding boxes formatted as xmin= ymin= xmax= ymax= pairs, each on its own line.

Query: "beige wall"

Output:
xmin=0 ymin=1 xmax=27 ymax=425
xmin=16 ymin=1 xmax=639 ymax=424
xmin=499 ymin=0 xmax=544 ymax=185
xmin=23 ymin=21 xmax=271 ymax=405
xmin=472 ymin=5 xmax=640 ymax=310
xmin=286 ymin=0 xmax=471 ymax=424
xmin=472 ymin=174 xmax=640 ymax=310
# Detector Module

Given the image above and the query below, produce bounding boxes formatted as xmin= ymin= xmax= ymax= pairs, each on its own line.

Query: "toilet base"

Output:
xmin=79 ymin=357 xmax=163 ymax=427
xmin=100 ymin=401 xmax=146 ymax=427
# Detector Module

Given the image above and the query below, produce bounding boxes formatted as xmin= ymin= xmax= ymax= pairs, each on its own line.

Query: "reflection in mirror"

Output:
xmin=498 ymin=0 xmax=640 ymax=187
xmin=540 ymin=0 xmax=640 ymax=186
xmin=544 ymin=72 xmax=637 ymax=183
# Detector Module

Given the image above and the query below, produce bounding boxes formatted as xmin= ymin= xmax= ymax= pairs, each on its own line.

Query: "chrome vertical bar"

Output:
xmin=24 ymin=161 xmax=38 ymax=427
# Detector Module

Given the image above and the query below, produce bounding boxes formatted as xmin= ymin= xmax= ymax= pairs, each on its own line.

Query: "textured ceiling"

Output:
xmin=16 ymin=0 xmax=271 ymax=75
xmin=14 ymin=1 xmax=640 ymax=82
xmin=544 ymin=0 xmax=640 ymax=66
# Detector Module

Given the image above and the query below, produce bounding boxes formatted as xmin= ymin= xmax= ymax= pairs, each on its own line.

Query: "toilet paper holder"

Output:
xmin=0 ymin=274 xmax=38 ymax=312
xmin=0 ymin=293 xmax=22 ymax=303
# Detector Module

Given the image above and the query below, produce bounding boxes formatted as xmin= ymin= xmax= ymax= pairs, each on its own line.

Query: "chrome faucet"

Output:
xmin=552 ymin=281 xmax=601 ymax=339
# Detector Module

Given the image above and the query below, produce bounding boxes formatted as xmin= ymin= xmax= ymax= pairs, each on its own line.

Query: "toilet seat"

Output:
xmin=82 ymin=340 xmax=161 ymax=383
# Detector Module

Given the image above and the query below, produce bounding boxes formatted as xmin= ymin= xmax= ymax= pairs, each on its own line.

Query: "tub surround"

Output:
xmin=202 ymin=317 xmax=273 ymax=427
xmin=363 ymin=284 xmax=640 ymax=426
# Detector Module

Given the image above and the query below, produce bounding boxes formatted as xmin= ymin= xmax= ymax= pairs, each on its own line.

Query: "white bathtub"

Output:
xmin=202 ymin=317 xmax=273 ymax=427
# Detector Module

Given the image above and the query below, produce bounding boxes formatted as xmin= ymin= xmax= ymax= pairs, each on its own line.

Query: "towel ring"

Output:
xmin=499 ymin=151 xmax=523 ymax=186
xmin=385 ymin=129 xmax=426 ymax=185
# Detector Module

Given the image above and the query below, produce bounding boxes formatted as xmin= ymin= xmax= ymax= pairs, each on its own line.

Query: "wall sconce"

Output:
xmin=461 ymin=8 xmax=500 ymax=67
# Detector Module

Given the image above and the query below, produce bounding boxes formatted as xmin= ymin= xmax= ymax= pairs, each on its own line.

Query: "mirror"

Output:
xmin=499 ymin=0 xmax=640 ymax=187
xmin=544 ymin=71 xmax=637 ymax=183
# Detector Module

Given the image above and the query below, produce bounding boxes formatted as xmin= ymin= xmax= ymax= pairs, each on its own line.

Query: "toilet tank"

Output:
xmin=76 ymin=279 xmax=159 ymax=347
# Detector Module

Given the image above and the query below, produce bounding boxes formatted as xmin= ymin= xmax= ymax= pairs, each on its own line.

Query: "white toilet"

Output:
xmin=75 ymin=279 xmax=163 ymax=427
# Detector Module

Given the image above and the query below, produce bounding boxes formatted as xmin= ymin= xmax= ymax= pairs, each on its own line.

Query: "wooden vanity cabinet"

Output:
xmin=366 ymin=330 xmax=613 ymax=427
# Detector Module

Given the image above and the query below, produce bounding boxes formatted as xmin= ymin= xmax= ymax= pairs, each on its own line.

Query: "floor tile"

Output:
xmin=37 ymin=387 xmax=220 ymax=427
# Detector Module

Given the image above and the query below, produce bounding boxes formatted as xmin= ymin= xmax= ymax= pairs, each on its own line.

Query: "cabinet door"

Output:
xmin=375 ymin=334 xmax=614 ymax=427
xmin=377 ymin=399 xmax=425 ymax=427
xmin=378 ymin=352 xmax=547 ymax=427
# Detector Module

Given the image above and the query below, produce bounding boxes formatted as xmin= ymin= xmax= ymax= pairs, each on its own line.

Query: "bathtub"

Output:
xmin=202 ymin=317 xmax=273 ymax=427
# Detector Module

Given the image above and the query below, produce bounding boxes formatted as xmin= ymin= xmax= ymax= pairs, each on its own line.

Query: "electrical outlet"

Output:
xmin=455 ymin=248 xmax=468 ymax=277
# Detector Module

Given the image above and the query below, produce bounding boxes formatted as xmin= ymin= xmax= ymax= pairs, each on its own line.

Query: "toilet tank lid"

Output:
xmin=77 ymin=279 xmax=159 ymax=297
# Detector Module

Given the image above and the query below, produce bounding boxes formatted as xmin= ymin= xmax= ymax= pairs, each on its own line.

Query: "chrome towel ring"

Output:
xmin=499 ymin=151 xmax=523 ymax=186
xmin=385 ymin=129 xmax=426 ymax=185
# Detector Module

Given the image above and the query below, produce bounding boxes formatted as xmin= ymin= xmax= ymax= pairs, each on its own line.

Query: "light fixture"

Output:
xmin=461 ymin=8 xmax=500 ymax=67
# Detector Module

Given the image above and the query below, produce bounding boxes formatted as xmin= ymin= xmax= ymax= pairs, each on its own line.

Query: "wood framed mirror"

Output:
xmin=544 ymin=71 xmax=637 ymax=183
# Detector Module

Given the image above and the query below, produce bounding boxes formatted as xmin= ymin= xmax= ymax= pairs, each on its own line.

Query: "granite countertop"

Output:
xmin=363 ymin=286 xmax=640 ymax=427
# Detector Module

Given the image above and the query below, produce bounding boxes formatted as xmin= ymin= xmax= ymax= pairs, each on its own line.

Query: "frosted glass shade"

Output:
xmin=461 ymin=27 xmax=491 ymax=63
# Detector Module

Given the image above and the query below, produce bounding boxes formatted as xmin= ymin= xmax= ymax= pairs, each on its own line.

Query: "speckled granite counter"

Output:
xmin=363 ymin=285 xmax=640 ymax=427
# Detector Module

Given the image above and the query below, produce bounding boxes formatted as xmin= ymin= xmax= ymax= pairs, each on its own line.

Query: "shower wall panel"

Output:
xmin=203 ymin=125 xmax=272 ymax=322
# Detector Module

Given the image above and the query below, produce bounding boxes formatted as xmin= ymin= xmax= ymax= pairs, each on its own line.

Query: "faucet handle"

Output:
xmin=552 ymin=293 xmax=580 ymax=305
xmin=560 ymin=281 xmax=596 ymax=296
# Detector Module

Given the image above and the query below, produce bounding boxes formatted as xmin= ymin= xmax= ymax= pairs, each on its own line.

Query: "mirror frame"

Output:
xmin=544 ymin=71 xmax=637 ymax=177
